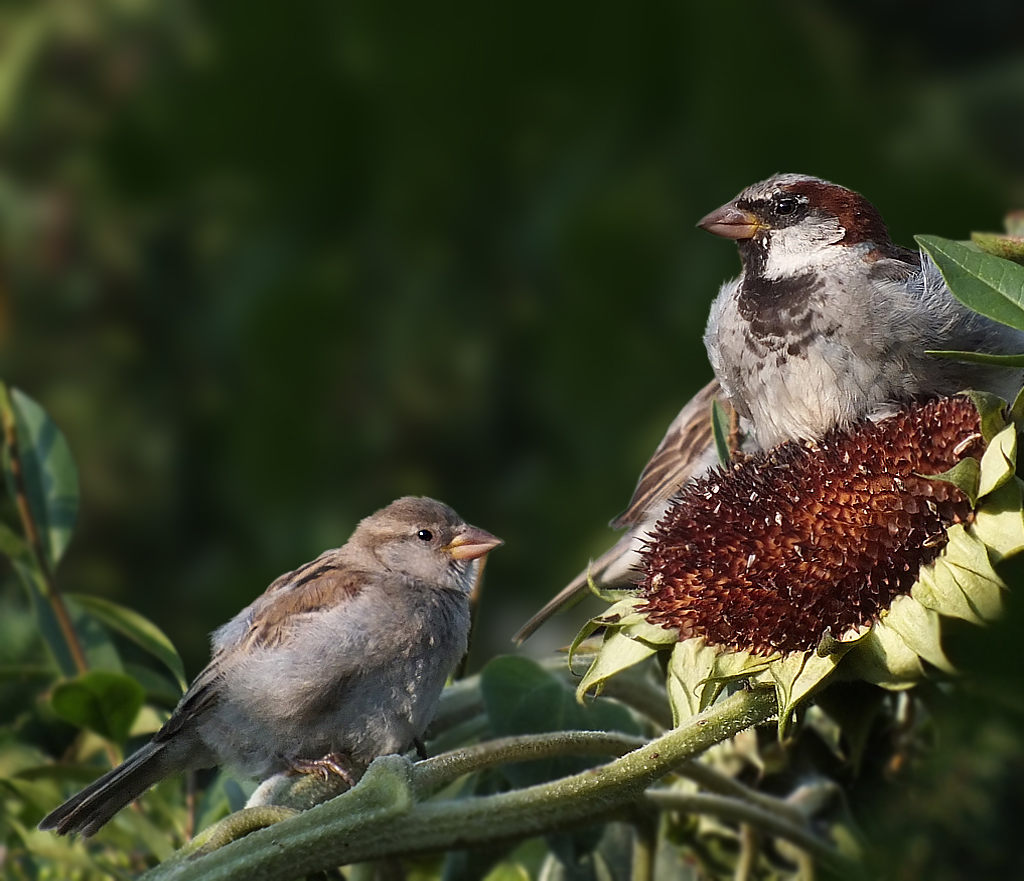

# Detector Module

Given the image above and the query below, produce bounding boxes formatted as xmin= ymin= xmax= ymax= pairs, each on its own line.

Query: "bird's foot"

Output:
xmin=288 ymin=752 xmax=357 ymax=785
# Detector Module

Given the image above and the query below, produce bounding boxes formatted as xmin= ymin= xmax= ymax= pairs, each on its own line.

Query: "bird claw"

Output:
xmin=288 ymin=752 xmax=357 ymax=785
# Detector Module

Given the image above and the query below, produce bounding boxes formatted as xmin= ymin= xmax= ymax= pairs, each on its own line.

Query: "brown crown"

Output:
xmin=639 ymin=397 xmax=985 ymax=656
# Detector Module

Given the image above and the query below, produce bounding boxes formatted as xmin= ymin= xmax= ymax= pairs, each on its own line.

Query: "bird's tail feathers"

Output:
xmin=38 ymin=740 xmax=178 ymax=837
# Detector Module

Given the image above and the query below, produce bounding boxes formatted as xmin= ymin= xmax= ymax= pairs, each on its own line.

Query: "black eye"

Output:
xmin=774 ymin=196 xmax=799 ymax=216
xmin=417 ymin=529 xmax=434 ymax=542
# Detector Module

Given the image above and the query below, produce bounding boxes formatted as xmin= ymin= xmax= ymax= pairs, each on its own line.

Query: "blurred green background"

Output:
xmin=3 ymin=3 xmax=1024 ymax=669
xmin=4 ymin=0 xmax=1024 ymax=875
xmin=6 ymin=0 xmax=1024 ymax=659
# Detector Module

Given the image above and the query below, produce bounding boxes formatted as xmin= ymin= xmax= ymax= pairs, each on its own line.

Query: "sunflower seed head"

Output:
xmin=640 ymin=397 xmax=984 ymax=656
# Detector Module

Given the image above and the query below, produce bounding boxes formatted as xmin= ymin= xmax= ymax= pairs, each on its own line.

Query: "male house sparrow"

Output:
xmin=41 ymin=496 xmax=502 ymax=836
xmin=515 ymin=173 xmax=1024 ymax=641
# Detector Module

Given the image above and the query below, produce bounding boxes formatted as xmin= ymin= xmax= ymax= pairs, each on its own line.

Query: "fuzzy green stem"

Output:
xmin=142 ymin=686 xmax=780 ymax=881
xmin=414 ymin=730 xmax=648 ymax=795
xmin=419 ymin=729 xmax=808 ymax=828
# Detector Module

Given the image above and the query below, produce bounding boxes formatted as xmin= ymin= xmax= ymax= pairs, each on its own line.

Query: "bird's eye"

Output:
xmin=774 ymin=196 xmax=799 ymax=216
xmin=417 ymin=529 xmax=434 ymax=542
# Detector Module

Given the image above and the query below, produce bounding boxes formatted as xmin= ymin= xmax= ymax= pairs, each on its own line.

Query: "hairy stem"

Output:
xmin=414 ymin=730 xmax=647 ymax=795
xmin=143 ymin=687 xmax=782 ymax=881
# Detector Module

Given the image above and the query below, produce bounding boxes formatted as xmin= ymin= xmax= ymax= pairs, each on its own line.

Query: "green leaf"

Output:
xmin=481 ymin=656 xmax=639 ymax=789
xmin=69 ymin=593 xmax=187 ymax=691
xmin=567 ymin=617 xmax=605 ymax=671
xmin=666 ymin=639 xmax=780 ymax=726
xmin=926 ymin=349 xmax=1024 ymax=367
xmin=666 ymin=638 xmax=720 ymax=723
xmin=123 ymin=663 xmax=184 ymax=709
xmin=916 ymin=235 xmax=1024 ymax=331
xmin=585 ymin=572 xmax=634 ymax=605
xmin=711 ymin=398 xmax=732 ymax=466
xmin=879 ymin=595 xmax=952 ymax=673
xmin=977 ymin=423 xmax=1017 ymax=500
xmin=576 ymin=629 xmax=658 ymax=701
xmin=569 ymin=597 xmax=676 ymax=694
xmin=964 ymin=390 xmax=1012 ymax=444
xmin=913 ymin=525 xmax=1005 ymax=624
xmin=0 ymin=521 xmax=30 ymax=563
xmin=587 ymin=596 xmax=647 ymax=629
xmin=16 ymin=563 xmax=80 ymax=677
xmin=16 ymin=589 xmax=122 ymax=678
xmin=704 ymin=647 xmax=774 ymax=709
xmin=1011 ymin=385 xmax=1024 ymax=425
xmin=65 ymin=596 xmax=124 ymax=673
xmin=1 ymin=386 xmax=79 ymax=572
xmin=844 ymin=616 xmax=925 ymax=690
xmin=769 ymin=649 xmax=845 ymax=734
xmin=49 ymin=670 xmax=145 ymax=743
xmin=0 ymin=740 xmax=52 ymax=779
xmin=596 ymin=597 xmax=679 ymax=648
xmin=973 ymin=479 xmax=1024 ymax=561
xmin=925 ymin=457 xmax=981 ymax=507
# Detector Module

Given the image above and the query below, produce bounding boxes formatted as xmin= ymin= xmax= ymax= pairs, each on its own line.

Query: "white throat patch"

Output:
xmin=762 ymin=216 xmax=847 ymax=280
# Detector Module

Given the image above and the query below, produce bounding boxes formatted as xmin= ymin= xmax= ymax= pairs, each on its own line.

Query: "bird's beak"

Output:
xmin=697 ymin=203 xmax=760 ymax=240
xmin=445 ymin=527 xmax=503 ymax=561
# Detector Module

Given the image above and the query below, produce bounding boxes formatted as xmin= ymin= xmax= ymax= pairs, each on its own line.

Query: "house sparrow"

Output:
xmin=40 ymin=496 xmax=502 ymax=836
xmin=514 ymin=173 xmax=1024 ymax=642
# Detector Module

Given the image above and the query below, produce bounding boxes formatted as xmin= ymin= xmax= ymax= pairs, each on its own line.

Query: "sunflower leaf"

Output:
xmin=977 ymin=423 xmax=1017 ymax=499
xmin=973 ymin=479 xmax=1024 ymax=561
xmin=879 ymin=595 xmax=953 ymax=674
xmin=769 ymin=651 xmax=843 ymax=737
xmin=917 ymin=235 xmax=1024 ymax=331
xmin=926 ymin=350 xmax=1024 ymax=367
xmin=846 ymin=618 xmax=926 ymax=690
xmin=914 ymin=525 xmax=1005 ymax=624
xmin=666 ymin=638 xmax=719 ymax=723
xmin=576 ymin=629 xmax=658 ymax=702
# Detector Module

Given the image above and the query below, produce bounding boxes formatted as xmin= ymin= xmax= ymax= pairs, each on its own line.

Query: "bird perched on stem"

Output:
xmin=515 ymin=173 xmax=1024 ymax=642
xmin=41 ymin=496 xmax=502 ymax=836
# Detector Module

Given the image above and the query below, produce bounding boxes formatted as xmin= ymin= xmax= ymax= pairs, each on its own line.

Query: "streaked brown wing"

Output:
xmin=242 ymin=550 xmax=368 ymax=650
xmin=154 ymin=551 xmax=369 ymax=740
xmin=611 ymin=378 xmax=726 ymax=529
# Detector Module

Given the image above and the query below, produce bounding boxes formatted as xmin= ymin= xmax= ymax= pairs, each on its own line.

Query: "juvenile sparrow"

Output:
xmin=40 ymin=496 xmax=502 ymax=836
xmin=515 ymin=173 xmax=1024 ymax=641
